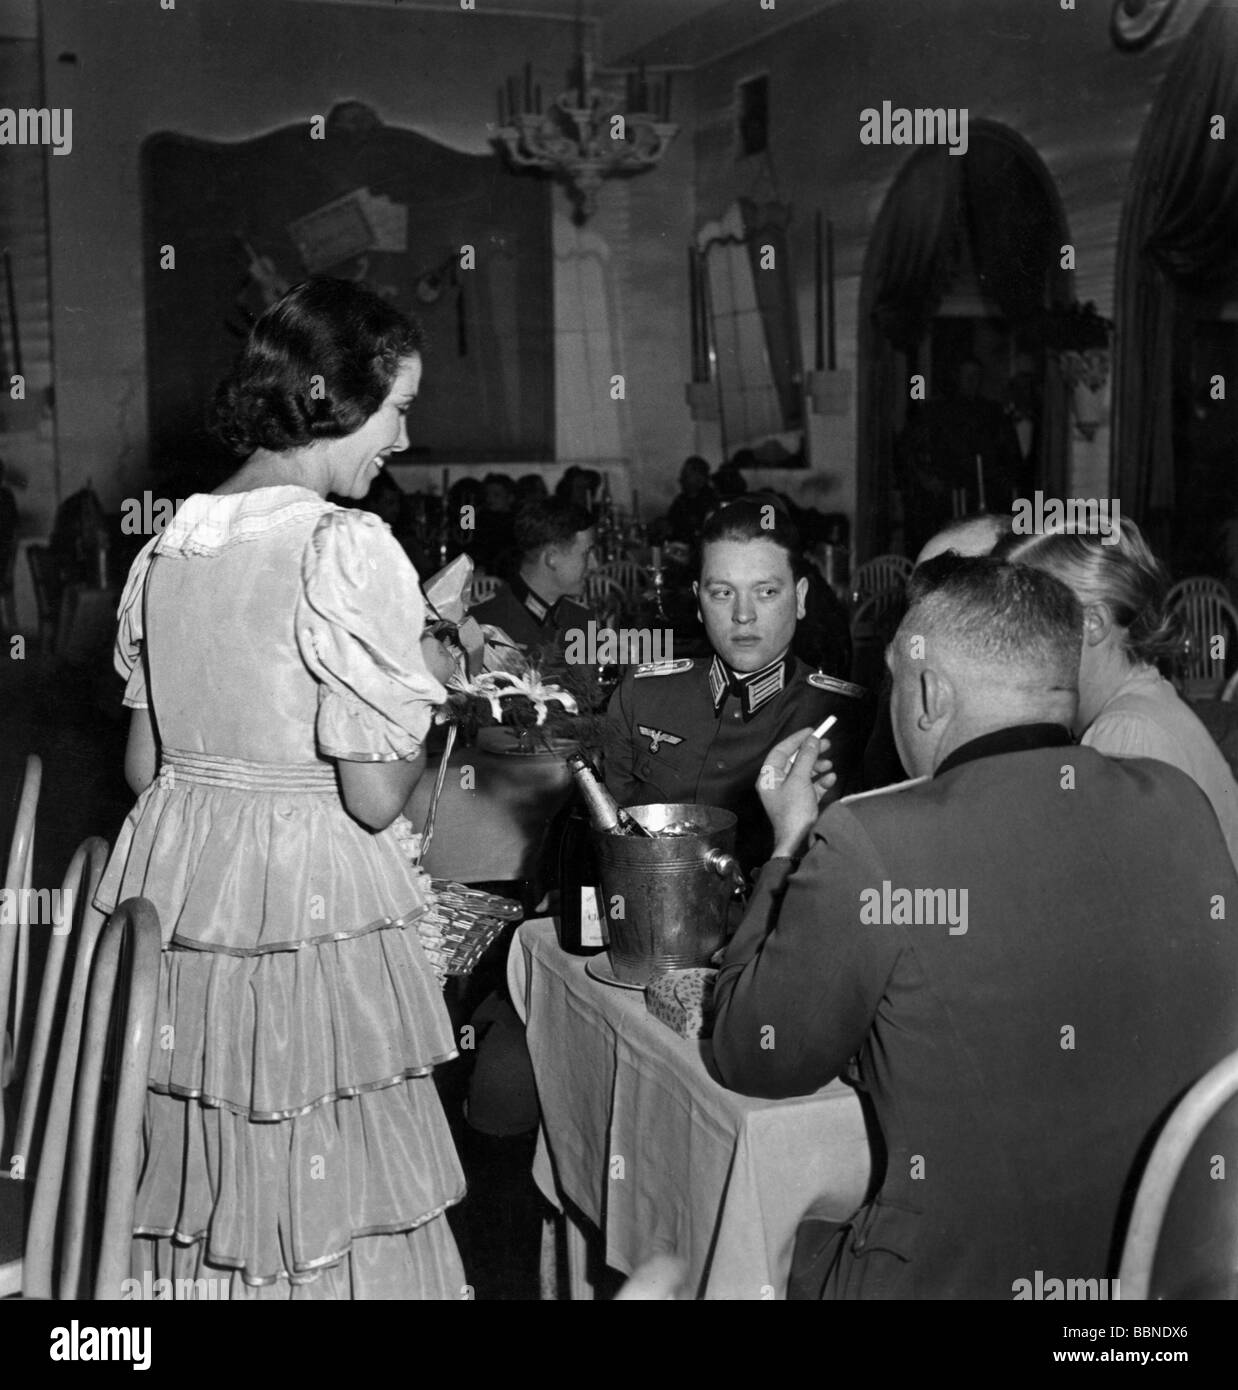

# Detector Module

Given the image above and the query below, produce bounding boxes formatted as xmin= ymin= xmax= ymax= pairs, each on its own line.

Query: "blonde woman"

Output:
xmin=999 ymin=516 xmax=1238 ymax=870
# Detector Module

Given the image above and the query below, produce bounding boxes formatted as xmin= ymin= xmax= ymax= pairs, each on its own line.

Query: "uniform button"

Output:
xmin=716 ymin=760 xmax=725 ymax=770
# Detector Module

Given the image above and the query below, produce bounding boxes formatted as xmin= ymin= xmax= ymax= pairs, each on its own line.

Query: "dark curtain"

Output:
xmin=961 ymin=131 xmax=1072 ymax=499
xmin=1114 ymin=1 xmax=1238 ymax=555
xmin=857 ymin=150 xmax=961 ymax=560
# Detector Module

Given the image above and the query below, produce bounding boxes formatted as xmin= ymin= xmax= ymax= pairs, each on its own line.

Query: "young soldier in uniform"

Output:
xmin=468 ymin=498 xmax=597 ymax=657
xmin=603 ymin=498 xmax=869 ymax=872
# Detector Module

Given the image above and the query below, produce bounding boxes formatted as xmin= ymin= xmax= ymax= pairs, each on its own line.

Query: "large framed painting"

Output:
xmin=141 ymin=101 xmax=553 ymax=490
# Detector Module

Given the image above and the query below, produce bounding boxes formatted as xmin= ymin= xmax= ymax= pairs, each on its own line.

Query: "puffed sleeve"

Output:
xmin=296 ymin=508 xmax=448 ymax=761
xmin=113 ymin=533 xmax=161 ymax=710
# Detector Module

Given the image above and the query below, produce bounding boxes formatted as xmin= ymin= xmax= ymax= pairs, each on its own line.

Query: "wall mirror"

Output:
xmin=696 ymin=199 xmax=806 ymax=467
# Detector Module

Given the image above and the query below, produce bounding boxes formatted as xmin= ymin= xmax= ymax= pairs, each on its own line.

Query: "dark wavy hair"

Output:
xmin=209 ymin=278 xmax=424 ymax=457
xmin=995 ymin=515 xmax=1186 ymax=665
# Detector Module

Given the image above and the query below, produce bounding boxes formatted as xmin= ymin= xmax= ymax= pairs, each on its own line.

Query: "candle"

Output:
xmin=442 ymin=467 xmax=450 ymax=499
xmin=814 ymin=211 xmax=824 ymax=373
xmin=507 ymin=76 xmax=518 ymax=121
xmin=975 ymin=455 xmax=986 ymax=513
xmin=662 ymin=73 xmax=672 ymax=121
xmin=638 ymin=60 xmax=647 ymax=111
xmin=497 ymin=86 xmax=505 ymax=126
xmin=524 ymin=62 xmax=533 ymax=112
xmin=826 ymin=218 xmax=837 ymax=371
xmin=535 ymin=84 xmax=542 ymax=115
xmin=651 ymin=545 xmax=663 ymax=570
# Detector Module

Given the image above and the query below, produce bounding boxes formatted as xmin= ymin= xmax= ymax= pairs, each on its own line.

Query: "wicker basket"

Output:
xmin=393 ymin=723 xmax=523 ymax=986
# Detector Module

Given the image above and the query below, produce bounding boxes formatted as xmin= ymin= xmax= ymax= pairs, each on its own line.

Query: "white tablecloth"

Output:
xmin=508 ymin=919 xmax=872 ymax=1299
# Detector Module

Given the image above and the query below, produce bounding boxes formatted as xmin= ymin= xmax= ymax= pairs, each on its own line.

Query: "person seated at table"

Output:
xmin=998 ymin=515 xmax=1238 ymax=871
xmin=862 ymin=513 xmax=1013 ymax=790
xmin=664 ymin=455 xmax=717 ymax=545
xmin=603 ymin=497 xmax=869 ymax=873
xmin=712 ymin=555 xmax=1238 ymax=1299
xmin=468 ymin=498 xmax=597 ymax=657
xmin=470 ymin=471 xmax=518 ymax=576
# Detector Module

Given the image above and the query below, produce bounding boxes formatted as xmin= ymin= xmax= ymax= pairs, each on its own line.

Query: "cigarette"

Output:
xmin=786 ymin=715 xmax=837 ymax=771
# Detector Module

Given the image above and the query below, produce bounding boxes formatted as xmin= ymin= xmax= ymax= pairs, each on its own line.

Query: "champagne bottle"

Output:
xmin=566 ymin=754 xmax=652 ymax=837
xmin=554 ymin=807 xmax=607 ymax=957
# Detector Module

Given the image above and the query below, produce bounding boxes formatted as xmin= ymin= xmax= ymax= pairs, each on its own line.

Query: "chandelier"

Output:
xmin=493 ymin=22 xmax=678 ymax=225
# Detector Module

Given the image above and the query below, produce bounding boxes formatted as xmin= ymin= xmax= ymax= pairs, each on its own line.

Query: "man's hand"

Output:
xmin=756 ymin=727 xmax=836 ymax=859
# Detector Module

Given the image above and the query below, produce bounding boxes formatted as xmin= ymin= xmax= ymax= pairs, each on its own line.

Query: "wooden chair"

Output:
xmin=596 ymin=560 xmax=645 ymax=604
xmin=584 ymin=574 xmax=627 ymax=629
xmin=468 ymin=574 xmax=501 ymax=606
xmin=1167 ymin=588 xmax=1238 ymax=700
xmin=851 ymin=554 xmax=912 ymax=605
xmin=0 ymin=896 xmax=160 ymax=1300
xmin=1 ymin=754 xmax=41 ymax=1150
xmin=1166 ymin=576 xmax=1231 ymax=610
xmin=1 ymin=838 xmax=109 ymax=1298
xmin=1118 ymin=1046 xmax=1238 ymax=1300
xmin=1221 ymin=671 xmax=1238 ymax=703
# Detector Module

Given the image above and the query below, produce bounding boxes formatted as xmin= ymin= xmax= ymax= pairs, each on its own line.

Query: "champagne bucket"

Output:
xmin=592 ymin=803 xmax=739 ymax=987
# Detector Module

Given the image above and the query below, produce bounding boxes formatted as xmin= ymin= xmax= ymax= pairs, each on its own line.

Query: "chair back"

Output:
xmin=584 ymin=574 xmax=626 ymax=628
xmin=1165 ymin=576 xmax=1231 ymax=609
xmin=597 ymin=560 xmax=644 ymax=603
xmin=469 ymin=574 xmax=501 ymax=606
xmin=23 ymin=897 xmax=161 ymax=1300
xmin=9 ymin=838 xmax=109 ymax=1178
xmin=851 ymin=554 xmax=912 ymax=604
xmin=1 ymin=754 xmax=41 ymax=1152
xmin=1222 ymin=671 xmax=1238 ymax=703
xmin=1118 ymin=1046 xmax=1238 ymax=1300
xmin=1167 ymin=589 xmax=1238 ymax=698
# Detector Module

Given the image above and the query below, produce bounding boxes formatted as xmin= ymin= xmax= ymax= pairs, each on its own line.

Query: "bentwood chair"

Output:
xmin=1165 ymin=576 xmax=1232 ymax=610
xmin=1167 ymin=588 xmax=1238 ymax=700
xmin=0 ymin=838 xmax=109 ymax=1297
xmin=1118 ymin=1046 xmax=1238 ymax=1299
xmin=1 ymin=897 xmax=160 ymax=1300
xmin=851 ymin=554 xmax=912 ymax=606
xmin=584 ymin=574 xmax=627 ymax=629
xmin=1 ymin=754 xmax=41 ymax=1152
xmin=1221 ymin=671 xmax=1238 ymax=703
xmin=469 ymin=574 xmax=501 ymax=606
xmin=596 ymin=560 xmax=645 ymax=604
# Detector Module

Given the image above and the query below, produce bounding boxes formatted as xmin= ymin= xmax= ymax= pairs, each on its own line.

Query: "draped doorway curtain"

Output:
xmin=1113 ymin=0 xmax=1238 ymax=564
xmin=856 ymin=122 xmax=1072 ymax=561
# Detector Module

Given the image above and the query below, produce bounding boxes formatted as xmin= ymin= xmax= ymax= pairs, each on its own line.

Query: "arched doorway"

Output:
xmin=856 ymin=122 xmax=1073 ymax=560
xmin=1113 ymin=0 xmax=1238 ymax=578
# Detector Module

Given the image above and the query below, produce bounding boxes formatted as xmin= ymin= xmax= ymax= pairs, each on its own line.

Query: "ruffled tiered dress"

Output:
xmin=95 ymin=487 xmax=467 ymax=1298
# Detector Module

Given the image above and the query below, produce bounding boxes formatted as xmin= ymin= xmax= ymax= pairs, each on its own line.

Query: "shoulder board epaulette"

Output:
xmin=634 ymin=658 xmax=694 ymax=678
xmin=807 ymin=672 xmax=867 ymax=699
xmin=840 ymin=775 xmax=930 ymax=805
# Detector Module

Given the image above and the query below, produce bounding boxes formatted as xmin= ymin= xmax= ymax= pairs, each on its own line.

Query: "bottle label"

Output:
xmin=580 ymin=886 xmax=606 ymax=948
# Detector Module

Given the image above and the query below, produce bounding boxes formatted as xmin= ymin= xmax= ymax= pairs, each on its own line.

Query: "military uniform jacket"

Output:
xmin=713 ymin=728 xmax=1238 ymax=1298
xmin=469 ymin=574 xmax=593 ymax=656
xmin=602 ymin=652 xmax=837 ymax=871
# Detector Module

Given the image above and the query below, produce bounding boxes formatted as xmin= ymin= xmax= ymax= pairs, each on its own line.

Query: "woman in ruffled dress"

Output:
xmin=95 ymin=277 xmax=466 ymax=1298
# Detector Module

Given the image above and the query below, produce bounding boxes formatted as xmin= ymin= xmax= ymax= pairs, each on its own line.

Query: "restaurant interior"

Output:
xmin=3 ymin=0 xmax=1238 ymax=1314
